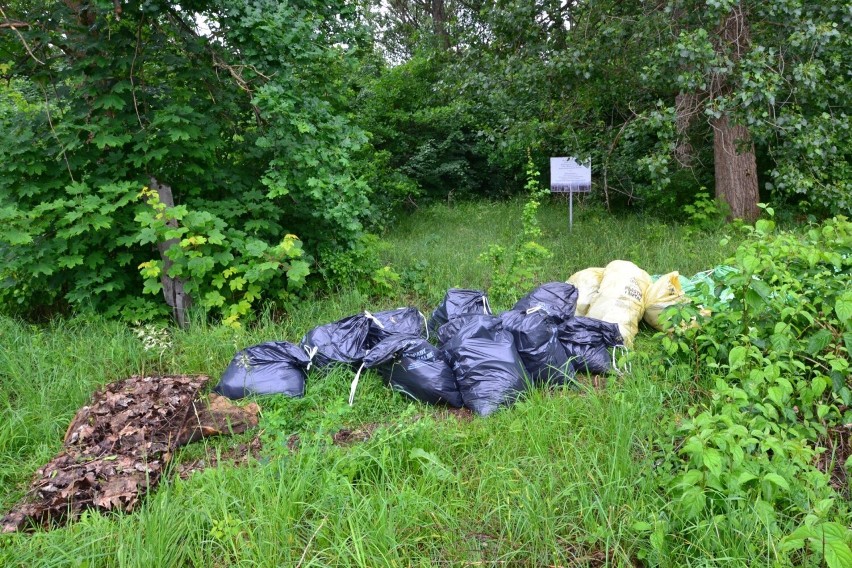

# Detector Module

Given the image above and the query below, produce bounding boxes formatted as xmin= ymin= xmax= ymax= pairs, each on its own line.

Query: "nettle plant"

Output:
xmin=651 ymin=212 xmax=852 ymax=560
xmin=481 ymin=154 xmax=553 ymax=306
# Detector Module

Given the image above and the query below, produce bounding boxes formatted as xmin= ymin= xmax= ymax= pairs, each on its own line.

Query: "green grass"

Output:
xmin=0 ymin=200 xmax=756 ymax=566
xmin=380 ymin=198 xmax=735 ymax=311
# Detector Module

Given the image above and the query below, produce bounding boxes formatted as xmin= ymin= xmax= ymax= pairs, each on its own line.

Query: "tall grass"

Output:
xmin=0 ymin=201 xmax=745 ymax=566
xmin=382 ymin=198 xmax=735 ymax=311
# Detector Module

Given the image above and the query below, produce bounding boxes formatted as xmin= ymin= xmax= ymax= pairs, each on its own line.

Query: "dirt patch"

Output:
xmin=556 ymin=538 xmax=612 ymax=567
xmin=436 ymin=407 xmax=474 ymax=422
xmin=816 ymin=424 xmax=852 ymax=498
xmin=2 ymin=376 xmax=259 ymax=532
xmin=286 ymin=433 xmax=301 ymax=453
xmin=564 ymin=548 xmax=608 ymax=567
xmin=572 ymin=374 xmax=609 ymax=390
xmin=176 ymin=435 xmax=263 ymax=480
xmin=332 ymin=423 xmax=379 ymax=446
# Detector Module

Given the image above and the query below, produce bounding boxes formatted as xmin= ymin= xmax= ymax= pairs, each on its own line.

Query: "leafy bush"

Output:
xmin=136 ymin=188 xmax=310 ymax=328
xmin=356 ymin=54 xmax=513 ymax=201
xmin=0 ymin=2 xmax=376 ymax=323
xmin=648 ymin=213 xmax=852 ymax=561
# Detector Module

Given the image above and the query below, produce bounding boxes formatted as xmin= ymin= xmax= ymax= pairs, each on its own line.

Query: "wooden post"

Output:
xmin=149 ymin=177 xmax=192 ymax=328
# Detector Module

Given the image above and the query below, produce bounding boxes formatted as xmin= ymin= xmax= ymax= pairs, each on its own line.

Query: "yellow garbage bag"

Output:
xmin=586 ymin=260 xmax=651 ymax=347
xmin=643 ymin=272 xmax=685 ymax=331
xmin=567 ymin=267 xmax=605 ymax=316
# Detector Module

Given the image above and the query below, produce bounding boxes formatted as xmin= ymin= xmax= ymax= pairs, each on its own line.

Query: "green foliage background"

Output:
xmin=0 ymin=0 xmax=849 ymax=321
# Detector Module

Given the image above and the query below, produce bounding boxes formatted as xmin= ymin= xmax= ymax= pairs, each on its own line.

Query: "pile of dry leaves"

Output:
xmin=2 ymin=375 xmax=259 ymax=533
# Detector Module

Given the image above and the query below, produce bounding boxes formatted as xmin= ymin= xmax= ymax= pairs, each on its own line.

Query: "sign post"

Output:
xmin=550 ymin=157 xmax=591 ymax=231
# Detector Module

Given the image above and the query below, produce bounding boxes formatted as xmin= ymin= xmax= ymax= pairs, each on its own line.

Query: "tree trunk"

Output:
xmin=709 ymin=4 xmax=760 ymax=222
xmin=674 ymin=92 xmax=699 ymax=168
xmin=431 ymin=0 xmax=449 ymax=49
xmin=712 ymin=114 xmax=760 ymax=221
xmin=149 ymin=177 xmax=192 ymax=327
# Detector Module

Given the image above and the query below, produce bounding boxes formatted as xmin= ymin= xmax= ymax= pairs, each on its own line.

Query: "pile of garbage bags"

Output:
xmin=214 ymin=259 xmax=699 ymax=416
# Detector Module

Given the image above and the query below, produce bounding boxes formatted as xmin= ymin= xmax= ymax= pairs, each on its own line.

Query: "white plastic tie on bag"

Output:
xmin=363 ymin=310 xmax=385 ymax=329
xmin=611 ymin=346 xmax=630 ymax=376
xmin=348 ymin=361 xmax=367 ymax=406
xmin=303 ymin=345 xmax=318 ymax=371
xmin=420 ymin=311 xmax=429 ymax=341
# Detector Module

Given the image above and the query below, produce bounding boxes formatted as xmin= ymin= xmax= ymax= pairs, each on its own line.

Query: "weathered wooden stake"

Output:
xmin=149 ymin=177 xmax=191 ymax=328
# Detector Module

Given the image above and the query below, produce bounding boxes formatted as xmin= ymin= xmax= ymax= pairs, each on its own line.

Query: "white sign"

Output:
xmin=550 ymin=157 xmax=591 ymax=192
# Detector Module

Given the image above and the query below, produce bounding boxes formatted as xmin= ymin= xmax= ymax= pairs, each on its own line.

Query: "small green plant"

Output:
xmin=318 ymin=233 xmax=396 ymax=298
xmin=132 ymin=320 xmax=173 ymax=374
xmin=399 ymin=260 xmax=431 ymax=297
xmin=370 ymin=265 xmax=401 ymax=297
xmin=209 ymin=513 xmax=247 ymax=561
xmin=481 ymin=152 xmax=553 ymax=306
xmin=683 ymin=190 xmax=729 ymax=230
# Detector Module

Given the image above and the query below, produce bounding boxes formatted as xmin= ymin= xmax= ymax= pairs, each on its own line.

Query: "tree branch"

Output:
xmin=0 ymin=6 xmax=44 ymax=65
xmin=164 ymin=7 xmax=268 ymax=124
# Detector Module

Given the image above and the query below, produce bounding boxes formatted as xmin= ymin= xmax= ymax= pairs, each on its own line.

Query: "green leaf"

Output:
xmin=755 ymin=219 xmax=775 ymax=234
xmin=702 ymin=448 xmax=723 ymax=478
xmin=244 ymin=240 xmax=268 ymax=257
xmin=818 ymin=522 xmax=852 ymax=543
xmin=679 ymin=486 xmax=706 ymax=519
xmin=57 ymin=255 xmax=84 ymax=268
xmin=674 ymin=468 xmax=703 ymax=488
xmin=286 ymin=260 xmax=310 ymax=288
xmin=767 ymin=386 xmax=787 ymax=406
xmin=409 ymin=448 xmax=455 ymax=481
xmin=737 ymin=471 xmax=758 ymax=485
xmin=750 ymin=278 xmax=772 ymax=299
xmin=801 ymin=523 xmax=852 ymax=568
xmin=812 ymin=375 xmax=829 ymax=398
xmin=836 ymin=293 xmax=852 ymax=326
xmin=3 ymin=229 xmax=33 ymax=245
xmin=823 ymin=539 xmax=852 ymax=568
xmin=93 ymin=93 xmax=125 ymax=110
xmin=745 ymin=289 xmax=765 ymax=310
xmin=780 ymin=525 xmax=813 ymax=553
xmin=142 ymin=279 xmax=162 ymax=295
xmin=203 ymin=291 xmax=226 ymax=308
xmin=770 ymin=332 xmax=791 ymax=352
xmin=742 ymin=255 xmax=760 ymax=273
xmin=92 ymin=131 xmax=131 ymax=149
xmin=729 ymin=346 xmax=747 ymax=368
xmin=763 ymin=473 xmax=790 ymax=491
xmin=807 ymin=329 xmax=833 ymax=355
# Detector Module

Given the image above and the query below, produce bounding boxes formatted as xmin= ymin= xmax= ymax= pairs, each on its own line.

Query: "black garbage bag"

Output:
xmin=428 ymin=288 xmax=491 ymax=337
xmin=213 ymin=341 xmax=311 ymax=400
xmin=349 ymin=335 xmax=463 ymax=407
xmin=300 ymin=314 xmax=371 ymax=369
xmin=557 ymin=316 xmax=623 ymax=375
xmin=436 ymin=313 xmax=495 ymax=347
xmin=442 ymin=315 xmax=527 ymax=416
xmin=364 ymin=307 xmax=426 ymax=347
xmin=500 ymin=308 xmax=574 ymax=385
xmin=512 ymin=282 xmax=579 ymax=323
